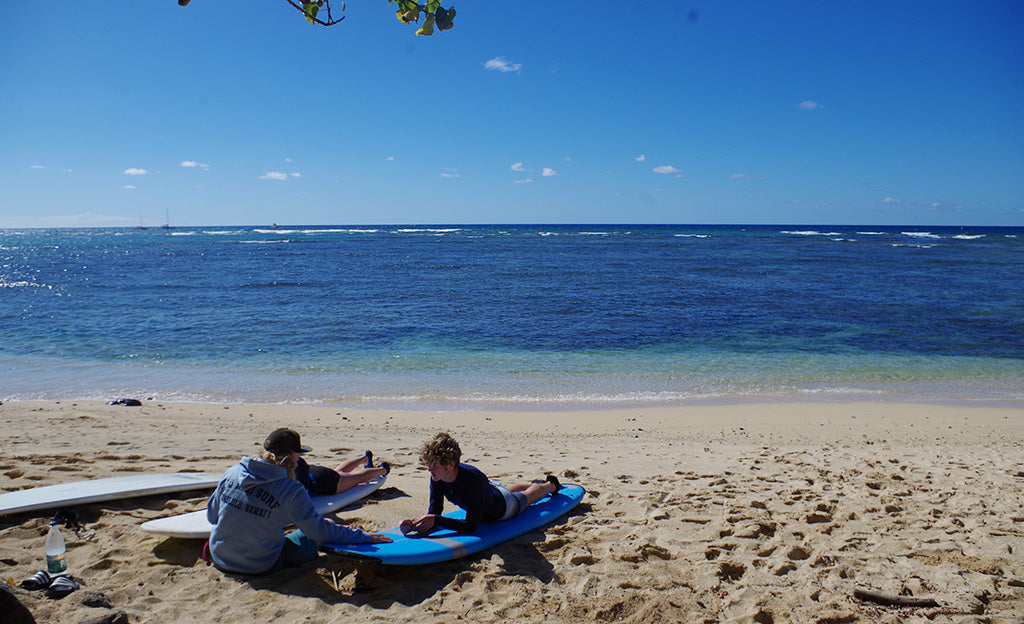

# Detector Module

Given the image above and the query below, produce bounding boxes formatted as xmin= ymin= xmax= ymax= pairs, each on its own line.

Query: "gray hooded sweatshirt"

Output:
xmin=207 ymin=456 xmax=373 ymax=574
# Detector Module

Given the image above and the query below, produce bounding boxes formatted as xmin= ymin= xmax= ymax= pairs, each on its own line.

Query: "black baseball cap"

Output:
xmin=264 ymin=428 xmax=311 ymax=455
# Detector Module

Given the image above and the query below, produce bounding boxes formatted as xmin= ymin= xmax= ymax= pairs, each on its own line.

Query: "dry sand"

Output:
xmin=2 ymin=400 xmax=1023 ymax=623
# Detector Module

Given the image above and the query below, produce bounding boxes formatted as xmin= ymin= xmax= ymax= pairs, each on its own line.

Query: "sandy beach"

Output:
xmin=2 ymin=399 xmax=1023 ymax=623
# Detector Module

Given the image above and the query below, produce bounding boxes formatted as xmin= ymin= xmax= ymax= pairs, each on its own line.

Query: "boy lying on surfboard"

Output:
xmin=399 ymin=432 xmax=561 ymax=536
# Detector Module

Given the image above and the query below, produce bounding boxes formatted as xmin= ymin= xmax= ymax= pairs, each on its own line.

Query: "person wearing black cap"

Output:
xmin=206 ymin=428 xmax=391 ymax=575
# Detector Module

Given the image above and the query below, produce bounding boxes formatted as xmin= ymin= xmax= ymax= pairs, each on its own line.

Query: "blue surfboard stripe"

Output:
xmin=324 ymin=484 xmax=585 ymax=565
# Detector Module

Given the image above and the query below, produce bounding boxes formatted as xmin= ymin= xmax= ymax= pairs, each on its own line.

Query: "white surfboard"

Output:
xmin=0 ymin=473 xmax=222 ymax=516
xmin=139 ymin=473 xmax=387 ymax=539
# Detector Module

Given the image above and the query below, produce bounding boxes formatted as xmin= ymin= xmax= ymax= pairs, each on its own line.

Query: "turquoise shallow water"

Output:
xmin=2 ymin=225 xmax=1022 ymax=408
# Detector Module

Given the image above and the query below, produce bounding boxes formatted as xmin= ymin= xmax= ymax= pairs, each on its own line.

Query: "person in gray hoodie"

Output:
xmin=207 ymin=428 xmax=391 ymax=575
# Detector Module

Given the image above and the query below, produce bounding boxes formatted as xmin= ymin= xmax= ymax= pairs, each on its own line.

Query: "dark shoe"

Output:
xmin=381 ymin=461 xmax=391 ymax=476
xmin=45 ymin=575 xmax=78 ymax=599
xmin=20 ymin=570 xmax=55 ymax=590
xmin=364 ymin=450 xmax=373 ymax=468
xmin=545 ymin=474 xmax=562 ymax=489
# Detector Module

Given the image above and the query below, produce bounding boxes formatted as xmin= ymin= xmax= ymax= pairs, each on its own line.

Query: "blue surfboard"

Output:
xmin=323 ymin=484 xmax=585 ymax=565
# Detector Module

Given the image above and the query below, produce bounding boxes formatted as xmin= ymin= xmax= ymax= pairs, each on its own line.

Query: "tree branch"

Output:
xmin=854 ymin=588 xmax=939 ymax=608
xmin=284 ymin=0 xmax=346 ymax=26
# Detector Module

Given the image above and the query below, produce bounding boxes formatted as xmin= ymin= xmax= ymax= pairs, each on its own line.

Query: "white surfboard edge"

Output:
xmin=139 ymin=473 xmax=387 ymax=539
xmin=0 ymin=473 xmax=222 ymax=517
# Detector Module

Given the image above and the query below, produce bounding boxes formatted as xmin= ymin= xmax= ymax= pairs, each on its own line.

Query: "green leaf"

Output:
xmin=302 ymin=2 xmax=319 ymax=24
xmin=426 ymin=0 xmax=440 ymax=13
xmin=435 ymin=6 xmax=455 ymax=30
xmin=416 ymin=13 xmax=435 ymax=35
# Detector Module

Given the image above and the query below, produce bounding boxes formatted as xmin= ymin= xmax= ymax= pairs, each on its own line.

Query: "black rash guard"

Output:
xmin=428 ymin=463 xmax=507 ymax=533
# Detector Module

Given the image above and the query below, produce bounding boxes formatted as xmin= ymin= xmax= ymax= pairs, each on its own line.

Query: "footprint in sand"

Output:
xmin=570 ymin=553 xmax=598 ymax=565
xmin=536 ymin=537 xmax=570 ymax=552
xmin=774 ymin=562 xmax=797 ymax=576
xmin=717 ymin=561 xmax=746 ymax=581
xmin=50 ymin=465 xmax=84 ymax=472
xmin=786 ymin=545 xmax=811 ymax=560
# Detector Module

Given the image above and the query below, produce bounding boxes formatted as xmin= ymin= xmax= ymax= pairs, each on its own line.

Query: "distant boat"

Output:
xmin=136 ymin=212 xmax=148 ymax=230
xmin=160 ymin=209 xmax=172 ymax=229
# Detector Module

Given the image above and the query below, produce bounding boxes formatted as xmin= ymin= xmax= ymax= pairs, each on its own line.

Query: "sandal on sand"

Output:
xmin=364 ymin=450 xmax=374 ymax=468
xmin=20 ymin=570 xmax=56 ymax=591
xmin=45 ymin=575 xmax=78 ymax=599
xmin=546 ymin=474 xmax=562 ymax=489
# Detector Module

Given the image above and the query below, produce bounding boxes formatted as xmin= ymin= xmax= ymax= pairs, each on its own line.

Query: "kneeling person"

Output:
xmin=207 ymin=428 xmax=391 ymax=575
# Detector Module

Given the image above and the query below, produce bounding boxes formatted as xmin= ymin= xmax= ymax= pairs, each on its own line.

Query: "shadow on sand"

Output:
xmin=244 ymin=505 xmax=588 ymax=607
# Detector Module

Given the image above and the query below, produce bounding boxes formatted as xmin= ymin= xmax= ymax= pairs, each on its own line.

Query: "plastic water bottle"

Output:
xmin=45 ymin=520 xmax=67 ymax=575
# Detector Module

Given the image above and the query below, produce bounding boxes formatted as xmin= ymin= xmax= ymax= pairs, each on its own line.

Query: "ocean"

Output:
xmin=2 ymin=224 xmax=1022 ymax=409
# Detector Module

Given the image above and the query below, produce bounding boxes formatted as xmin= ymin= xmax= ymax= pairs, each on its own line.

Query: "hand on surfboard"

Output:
xmin=399 ymin=514 xmax=435 ymax=536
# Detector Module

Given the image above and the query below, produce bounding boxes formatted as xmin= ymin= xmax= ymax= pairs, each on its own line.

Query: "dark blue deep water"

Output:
xmin=2 ymin=225 xmax=1022 ymax=408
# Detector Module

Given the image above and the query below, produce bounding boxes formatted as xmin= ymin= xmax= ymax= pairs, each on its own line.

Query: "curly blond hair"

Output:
xmin=419 ymin=432 xmax=461 ymax=467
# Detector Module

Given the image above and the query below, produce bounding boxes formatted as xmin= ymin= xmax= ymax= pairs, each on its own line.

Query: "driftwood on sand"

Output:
xmin=854 ymin=587 xmax=940 ymax=608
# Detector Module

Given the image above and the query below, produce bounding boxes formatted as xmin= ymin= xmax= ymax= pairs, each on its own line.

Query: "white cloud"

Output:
xmin=285 ymin=158 xmax=293 ymax=163
xmin=484 ymin=57 xmax=522 ymax=72
xmin=259 ymin=171 xmax=289 ymax=181
xmin=385 ymin=156 xmax=395 ymax=161
xmin=121 ymin=185 xmax=135 ymax=190
xmin=730 ymin=173 xmax=762 ymax=180
xmin=879 ymin=196 xmax=900 ymax=203
xmin=123 ymin=168 xmax=149 ymax=176
xmin=440 ymin=169 xmax=461 ymax=179
xmin=511 ymin=162 xmax=528 ymax=172
xmin=30 ymin=165 xmax=45 ymax=169
xmin=181 ymin=161 xmax=211 ymax=170
xmin=290 ymin=172 xmax=302 ymax=178
xmin=635 ymin=154 xmax=646 ymax=162
xmin=653 ymin=165 xmax=679 ymax=174
xmin=797 ymin=100 xmax=822 ymax=111
xmin=541 ymin=168 xmax=558 ymax=177
xmin=514 ymin=178 xmax=534 ymax=184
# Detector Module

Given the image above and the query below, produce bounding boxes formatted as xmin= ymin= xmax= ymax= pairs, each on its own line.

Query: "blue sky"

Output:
xmin=2 ymin=1 xmax=1022 ymax=227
